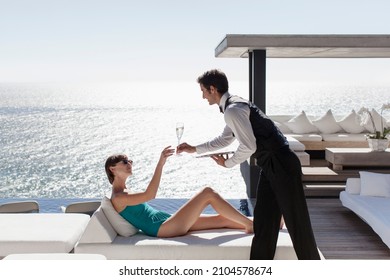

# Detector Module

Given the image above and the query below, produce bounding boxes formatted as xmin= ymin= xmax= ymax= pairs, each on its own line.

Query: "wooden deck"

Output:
xmin=307 ymin=198 xmax=390 ymax=259
xmin=249 ymin=198 xmax=390 ymax=259
xmin=299 ymin=159 xmax=390 ymax=259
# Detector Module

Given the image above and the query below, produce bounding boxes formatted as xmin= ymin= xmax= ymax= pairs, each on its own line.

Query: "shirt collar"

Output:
xmin=219 ymin=92 xmax=231 ymax=113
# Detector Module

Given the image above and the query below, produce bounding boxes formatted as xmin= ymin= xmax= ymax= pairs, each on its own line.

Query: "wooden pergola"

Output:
xmin=215 ymin=34 xmax=390 ymax=197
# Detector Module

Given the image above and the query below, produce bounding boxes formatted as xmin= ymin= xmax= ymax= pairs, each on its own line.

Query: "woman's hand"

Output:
xmin=176 ymin=142 xmax=196 ymax=154
xmin=158 ymin=146 xmax=175 ymax=165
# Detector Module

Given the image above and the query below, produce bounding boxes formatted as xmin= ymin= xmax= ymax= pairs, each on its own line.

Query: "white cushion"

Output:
xmin=363 ymin=109 xmax=387 ymax=134
xmin=312 ymin=109 xmax=342 ymax=134
xmin=284 ymin=111 xmax=319 ymax=134
xmin=285 ymin=135 xmax=305 ymax=151
xmin=3 ymin=253 xmax=107 ymax=260
xmin=321 ymin=133 xmax=368 ymax=142
xmin=78 ymin=207 xmax=117 ymax=243
xmin=359 ymin=171 xmax=390 ymax=197
xmin=0 ymin=213 xmax=89 ymax=257
xmin=337 ymin=110 xmax=365 ymax=133
xmin=287 ymin=134 xmax=323 ymax=142
xmin=346 ymin=178 xmax=361 ymax=195
xmin=274 ymin=121 xmax=293 ymax=134
xmin=100 ymin=196 xmax=139 ymax=237
xmin=76 ymin=227 xmax=324 ymax=260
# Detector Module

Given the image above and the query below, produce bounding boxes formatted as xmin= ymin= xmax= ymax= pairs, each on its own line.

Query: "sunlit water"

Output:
xmin=1 ymin=81 xmax=389 ymax=204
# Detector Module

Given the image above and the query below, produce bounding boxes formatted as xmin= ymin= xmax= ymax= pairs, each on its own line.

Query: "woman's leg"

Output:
xmin=157 ymin=187 xmax=253 ymax=237
xmin=188 ymin=214 xmax=253 ymax=232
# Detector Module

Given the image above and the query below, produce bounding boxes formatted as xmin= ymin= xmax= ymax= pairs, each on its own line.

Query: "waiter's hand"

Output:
xmin=211 ymin=154 xmax=228 ymax=167
xmin=176 ymin=142 xmax=196 ymax=154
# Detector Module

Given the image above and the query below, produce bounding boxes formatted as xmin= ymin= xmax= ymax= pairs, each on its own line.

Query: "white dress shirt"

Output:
xmin=196 ymin=92 xmax=257 ymax=168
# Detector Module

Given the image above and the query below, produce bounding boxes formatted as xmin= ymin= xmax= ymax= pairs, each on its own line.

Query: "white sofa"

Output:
xmin=285 ymin=135 xmax=310 ymax=166
xmin=74 ymin=205 xmax=323 ymax=260
xmin=0 ymin=213 xmax=90 ymax=259
xmin=270 ymin=110 xmax=390 ymax=151
xmin=339 ymin=172 xmax=390 ymax=248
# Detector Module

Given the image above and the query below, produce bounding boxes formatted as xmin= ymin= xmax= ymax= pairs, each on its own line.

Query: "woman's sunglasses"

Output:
xmin=121 ymin=159 xmax=133 ymax=165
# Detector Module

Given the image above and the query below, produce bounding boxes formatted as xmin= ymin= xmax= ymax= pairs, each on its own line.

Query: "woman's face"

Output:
xmin=112 ymin=158 xmax=133 ymax=177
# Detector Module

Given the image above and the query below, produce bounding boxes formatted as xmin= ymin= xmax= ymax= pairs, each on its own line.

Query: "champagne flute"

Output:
xmin=176 ymin=122 xmax=184 ymax=147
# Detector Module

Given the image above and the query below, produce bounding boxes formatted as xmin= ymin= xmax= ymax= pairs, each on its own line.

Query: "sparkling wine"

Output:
xmin=176 ymin=127 xmax=184 ymax=139
xmin=176 ymin=122 xmax=184 ymax=146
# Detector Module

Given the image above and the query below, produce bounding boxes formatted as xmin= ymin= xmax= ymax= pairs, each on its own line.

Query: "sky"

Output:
xmin=1 ymin=0 xmax=390 ymax=85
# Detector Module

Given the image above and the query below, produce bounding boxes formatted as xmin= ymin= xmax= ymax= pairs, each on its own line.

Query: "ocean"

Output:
xmin=1 ymin=81 xmax=389 ymax=211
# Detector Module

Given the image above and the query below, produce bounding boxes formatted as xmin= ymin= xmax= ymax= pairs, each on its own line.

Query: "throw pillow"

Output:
xmin=274 ymin=121 xmax=292 ymax=134
xmin=363 ymin=108 xmax=387 ymax=133
xmin=100 ymin=196 xmax=139 ymax=237
xmin=337 ymin=110 xmax=365 ymax=133
xmin=285 ymin=111 xmax=318 ymax=134
xmin=359 ymin=171 xmax=390 ymax=197
xmin=312 ymin=109 xmax=342 ymax=134
xmin=346 ymin=178 xmax=361 ymax=195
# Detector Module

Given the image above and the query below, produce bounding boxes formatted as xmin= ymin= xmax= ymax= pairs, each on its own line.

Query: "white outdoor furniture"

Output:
xmin=61 ymin=201 xmax=101 ymax=216
xmin=270 ymin=111 xmax=390 ymax=151
xmin=0 ymin=213 xmax=90 ymax=259
xmin=0 ymin=201 xmax=39 ymax=213
xmin=3 ymin=253 xmax=106 ymax=260
xmin=339 ymin=172 xmax=390 ymax=248
xmin=74 ymin=202 xmax=324 ymax=260
xmin=326 ymin=148 xmax=390 ymax=170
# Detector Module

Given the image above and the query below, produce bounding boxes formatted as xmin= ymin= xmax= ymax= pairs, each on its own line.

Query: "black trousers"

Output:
xmin=250 ymin=147 xmax=320 ymax=260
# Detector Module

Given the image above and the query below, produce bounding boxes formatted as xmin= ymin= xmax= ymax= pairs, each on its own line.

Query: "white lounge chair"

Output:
xmin=62 ymin=201 xmax=101 ymax=216
xmin=0 ymin=213 xmax=90 ymax=258
xmin=0 ymin=201 xmax=39 ymax=213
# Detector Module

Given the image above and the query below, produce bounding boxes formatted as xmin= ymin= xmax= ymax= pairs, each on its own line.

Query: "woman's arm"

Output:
xmin=112 ymin=146 xmax=175 ymax=209
xmin=143 ymin=146 xmax=174 ymax=200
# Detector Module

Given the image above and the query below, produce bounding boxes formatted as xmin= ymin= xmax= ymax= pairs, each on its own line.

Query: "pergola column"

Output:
xmin=246 ymin=49 xmax=266 ymax=198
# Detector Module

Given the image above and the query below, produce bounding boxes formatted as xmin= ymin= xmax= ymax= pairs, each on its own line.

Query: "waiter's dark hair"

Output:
xmin=197 ymin=69 xmax=229 ymax=94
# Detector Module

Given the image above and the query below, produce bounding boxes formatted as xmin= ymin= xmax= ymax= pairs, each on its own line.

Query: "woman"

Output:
xmin=105 ymin=146 xmax=253 ymax=238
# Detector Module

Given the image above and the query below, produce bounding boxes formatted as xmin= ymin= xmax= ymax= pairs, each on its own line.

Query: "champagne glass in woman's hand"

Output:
xmin=176 ymin=122 xmax=184 ymax=146
xmin=176 ymin=122 xmax=184 ymax=155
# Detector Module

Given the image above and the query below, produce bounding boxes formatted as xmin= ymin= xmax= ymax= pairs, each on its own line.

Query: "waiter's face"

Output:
xmin=200 ymin=84 xmax=219 ymax=106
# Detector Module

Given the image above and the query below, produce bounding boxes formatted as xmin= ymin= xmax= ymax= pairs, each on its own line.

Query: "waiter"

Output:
xmin=177 ymin=69 xmax=320 ymax=260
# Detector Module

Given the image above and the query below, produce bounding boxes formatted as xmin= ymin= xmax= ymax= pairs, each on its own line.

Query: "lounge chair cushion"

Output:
xmin=100 ymin=196 xmax=139 ymax=237
xmin=359 ymin=171 xmax=390 ymax=198
xmin=0 ymin=213 xmax=89 ymax=258
xmin=77 ymin=206 xmax=117 ymax=244
xmin=3 ymin=253 xmax=107 ymax=260
xmin=76 ymin=227 xmax=300 ymax=260
xmin=75 ymin=207 xmax=324 ymax=260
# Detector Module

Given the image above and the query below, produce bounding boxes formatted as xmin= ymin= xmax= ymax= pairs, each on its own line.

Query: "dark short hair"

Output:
xmin=105 ymin=154 xmax=127 ymax=184
xmin=197 ymin=69 xmax=229 ymax=94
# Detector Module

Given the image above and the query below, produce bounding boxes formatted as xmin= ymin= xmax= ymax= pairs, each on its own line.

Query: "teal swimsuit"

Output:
xmin=119 ymin=202 xmax=171 ymax=237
